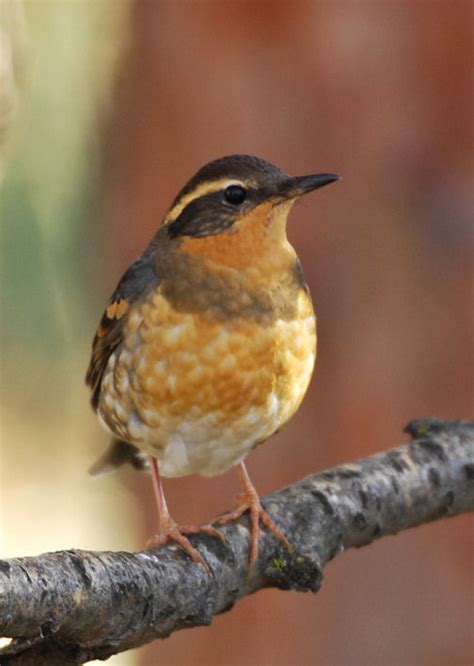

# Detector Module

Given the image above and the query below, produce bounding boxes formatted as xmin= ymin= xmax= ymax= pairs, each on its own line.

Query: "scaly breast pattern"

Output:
xmin=99 ymin=286 xmax=316 ymax=478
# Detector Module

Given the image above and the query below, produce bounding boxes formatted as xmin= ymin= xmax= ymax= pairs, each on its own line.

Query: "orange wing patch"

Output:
xmin=106 ymin=298 xmax=129 ymax=321
xmin=96 ymin=298 xmax=130 ymax=338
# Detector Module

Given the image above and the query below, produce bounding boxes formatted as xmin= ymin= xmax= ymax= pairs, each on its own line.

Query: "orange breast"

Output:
xmin=98 ymin=283 xmax=316 ymax=478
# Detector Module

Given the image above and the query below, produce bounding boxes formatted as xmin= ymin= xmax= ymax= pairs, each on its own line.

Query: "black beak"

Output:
xmin=278 ymin=173 xmax=340 ymax=199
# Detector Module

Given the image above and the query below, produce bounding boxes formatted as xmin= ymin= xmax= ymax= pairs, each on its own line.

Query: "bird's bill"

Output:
xmin=277 ymin=173 xmax=340 ymax=199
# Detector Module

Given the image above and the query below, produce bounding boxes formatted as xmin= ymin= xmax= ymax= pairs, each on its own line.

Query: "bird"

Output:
xmin=86 ymin=154 xmax=338 ymax=573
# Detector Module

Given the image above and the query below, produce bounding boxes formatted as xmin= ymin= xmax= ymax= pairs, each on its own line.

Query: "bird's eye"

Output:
xmin=224 ymin=185 xmax=246 ymax=205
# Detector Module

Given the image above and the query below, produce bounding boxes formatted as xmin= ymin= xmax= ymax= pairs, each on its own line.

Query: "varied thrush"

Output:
xmin=86 ymin=154 xmax=338 ymax=572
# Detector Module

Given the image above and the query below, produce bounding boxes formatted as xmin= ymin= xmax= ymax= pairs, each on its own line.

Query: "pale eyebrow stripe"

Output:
xmin=163 ymin=178 xmax=246 ymax=225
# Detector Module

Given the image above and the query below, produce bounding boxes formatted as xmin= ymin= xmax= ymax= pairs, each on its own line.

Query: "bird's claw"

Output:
xmin=146 ymin=521 xmax=225 ymax=572
xmin=216 ymin=490 xmax=292 ymax=577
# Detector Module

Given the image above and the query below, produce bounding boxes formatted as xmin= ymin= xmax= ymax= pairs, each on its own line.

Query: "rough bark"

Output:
xmin=1 ymin=418 xmax=473 ymax=665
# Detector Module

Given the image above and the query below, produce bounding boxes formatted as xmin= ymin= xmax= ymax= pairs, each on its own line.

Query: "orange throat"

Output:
xmin=178 ymin=200 xmax=295 ymax=274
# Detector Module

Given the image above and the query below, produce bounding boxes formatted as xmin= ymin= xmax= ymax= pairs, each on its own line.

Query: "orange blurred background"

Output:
xmin=1 ymin=2 xmax=472 ymax=665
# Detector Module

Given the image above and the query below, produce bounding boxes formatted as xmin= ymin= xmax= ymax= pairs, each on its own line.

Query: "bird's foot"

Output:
xmin=146 ymin=516 xmax=225 ymax=572
xmin=216 ymin=485 xmax=292 ymax=576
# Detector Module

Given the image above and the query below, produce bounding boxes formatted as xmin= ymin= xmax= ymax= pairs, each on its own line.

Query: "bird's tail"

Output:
xmin=89 ymin=438 xmax=150 ymax=476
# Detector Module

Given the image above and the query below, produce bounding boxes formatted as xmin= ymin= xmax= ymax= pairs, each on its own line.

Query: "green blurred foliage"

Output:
xmin=1 ymin=0 xmax=130 ymax=404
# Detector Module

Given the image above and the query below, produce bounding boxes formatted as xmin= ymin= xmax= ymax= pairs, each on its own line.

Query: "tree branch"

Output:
xmin=1 ymin=418 xmax=473 ymax=665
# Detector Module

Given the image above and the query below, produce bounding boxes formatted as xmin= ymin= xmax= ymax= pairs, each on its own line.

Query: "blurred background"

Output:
xmin=1 ymin=1 xmax=473 ymax=665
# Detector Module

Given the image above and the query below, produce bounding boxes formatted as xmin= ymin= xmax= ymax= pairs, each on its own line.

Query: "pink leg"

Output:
xmin=216 ymin=461 xmax=292 ymax=575
xmin=146 ymin=456 xmax=224 ymax=571
xmin=150 ymin=455 xmax=170 ymax=521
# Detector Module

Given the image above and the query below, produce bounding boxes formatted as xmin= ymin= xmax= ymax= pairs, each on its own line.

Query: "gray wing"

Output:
xmin=85 ymin=248 xmax=160 ymax=410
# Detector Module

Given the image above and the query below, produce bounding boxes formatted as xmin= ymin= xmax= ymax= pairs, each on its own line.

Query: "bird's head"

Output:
xmin=163 ymin=154 xmax=338 ymax=238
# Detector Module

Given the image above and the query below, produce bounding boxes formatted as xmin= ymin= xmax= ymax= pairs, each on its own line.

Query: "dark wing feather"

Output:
xmin=85 ymin=248 xmax=160 ymax=410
